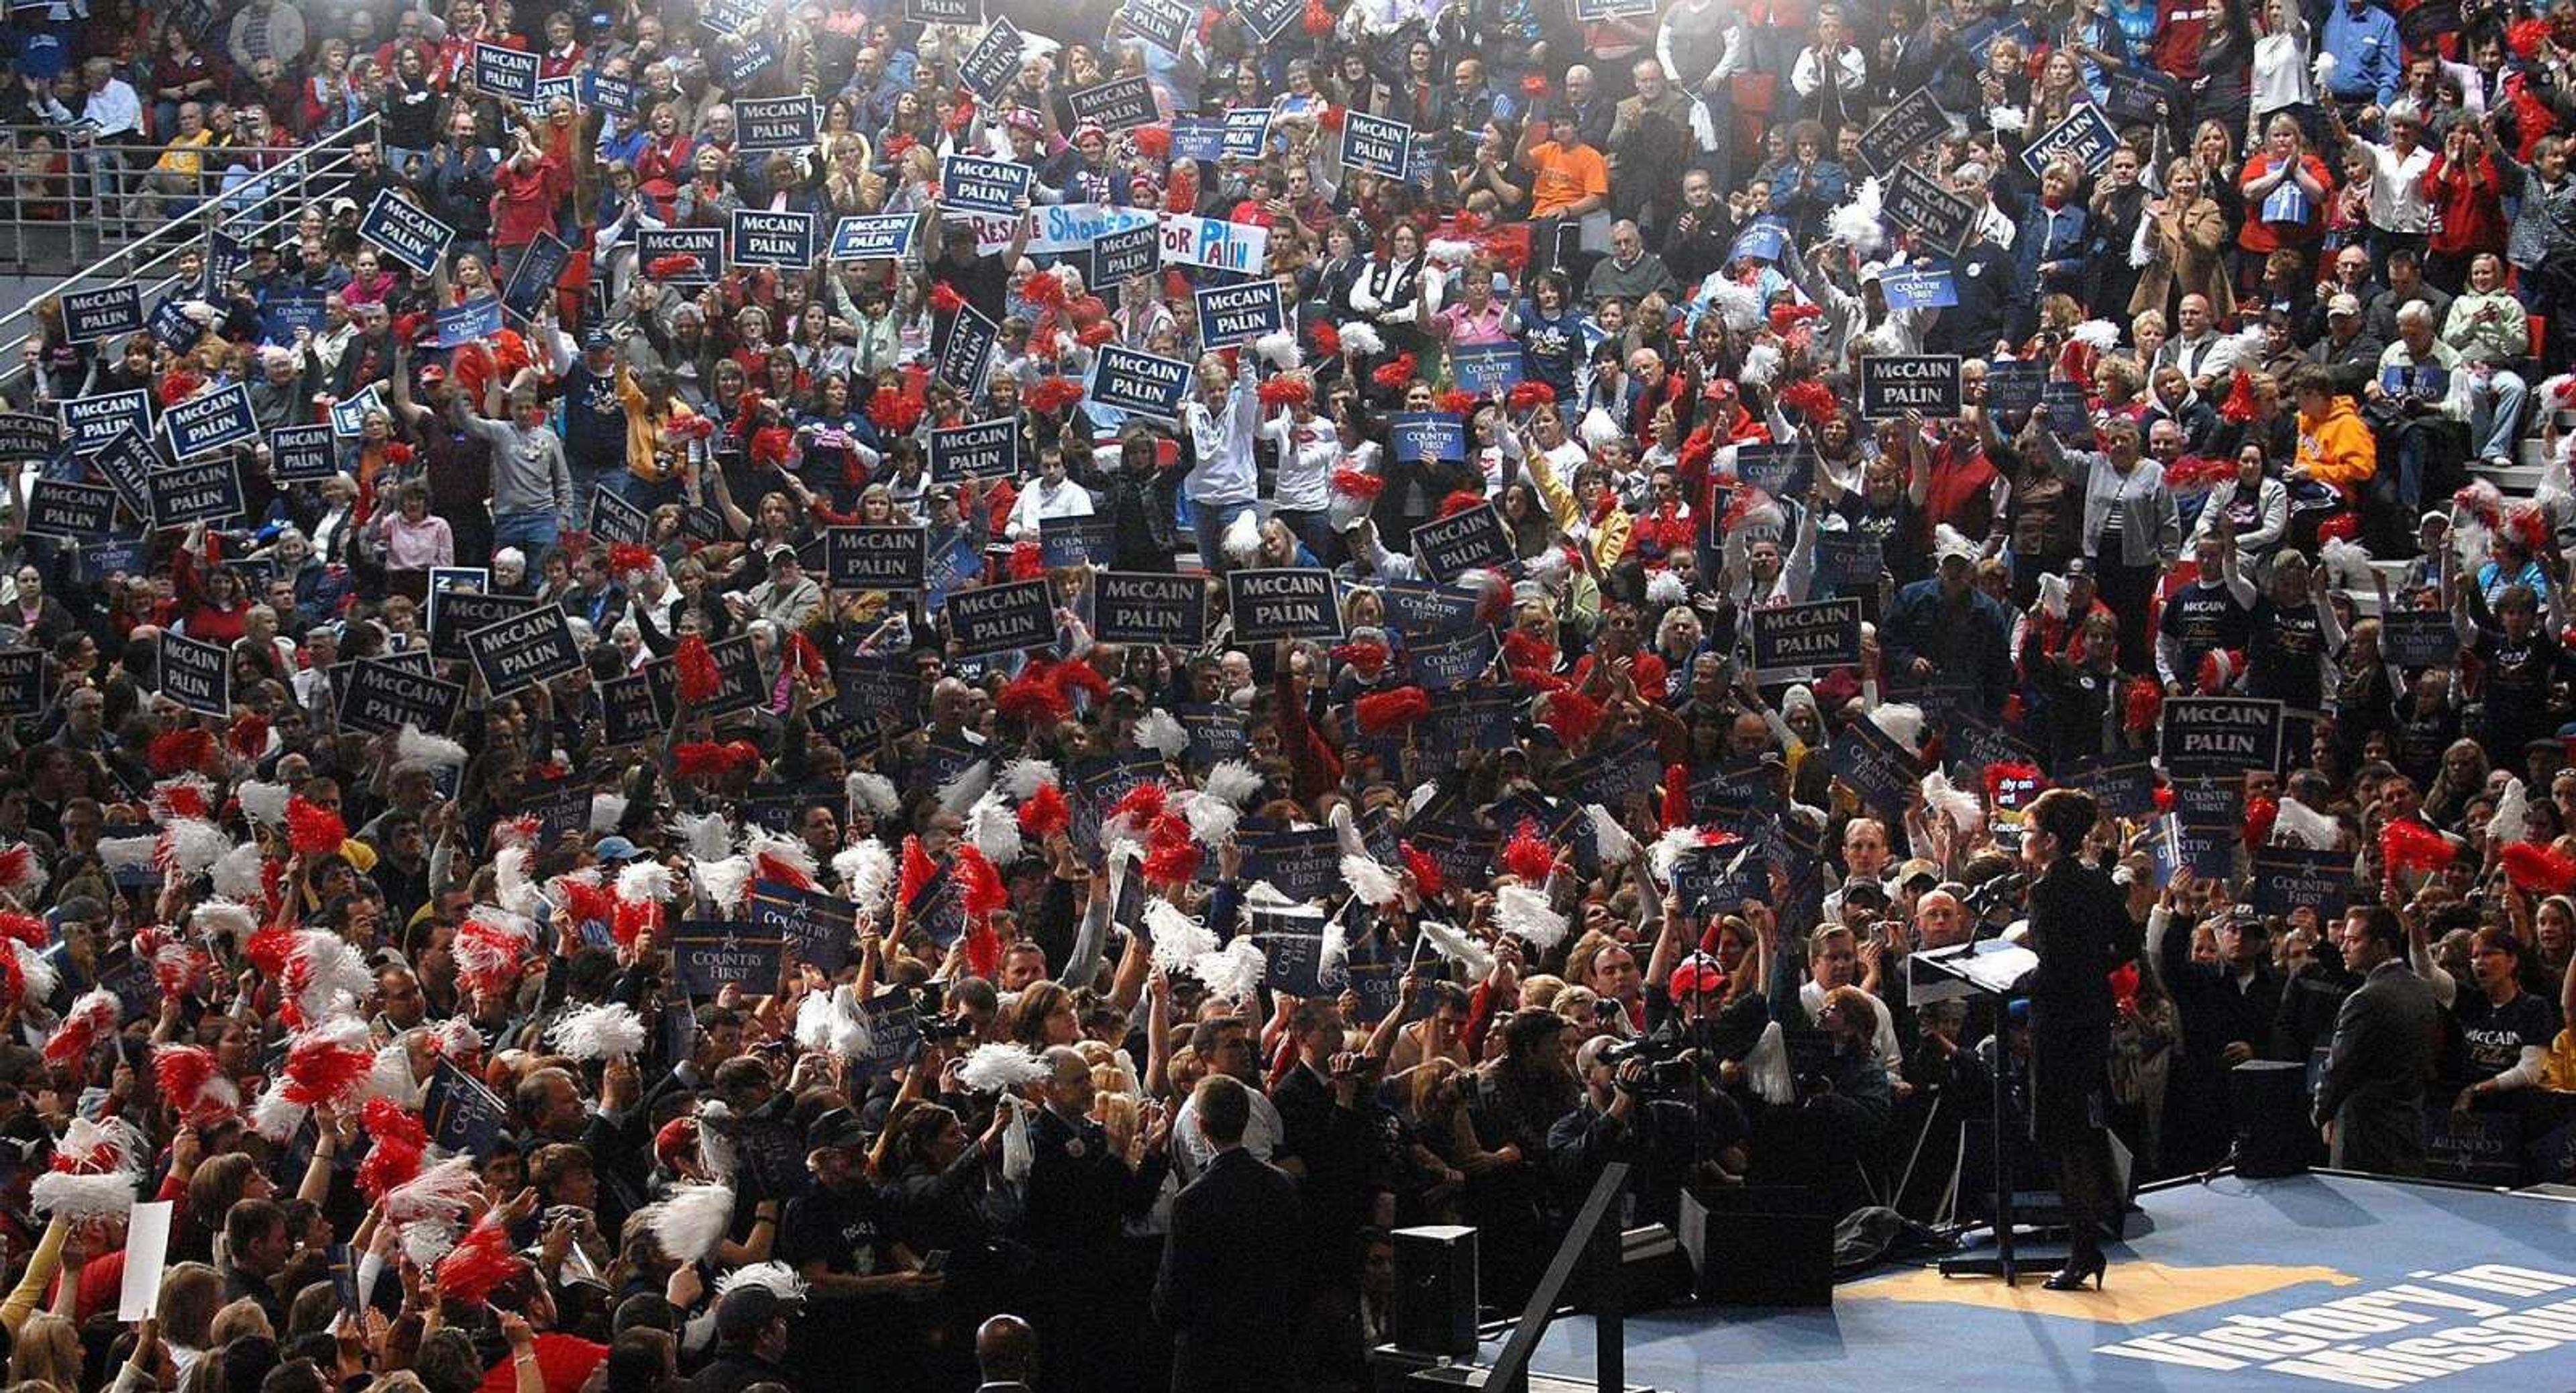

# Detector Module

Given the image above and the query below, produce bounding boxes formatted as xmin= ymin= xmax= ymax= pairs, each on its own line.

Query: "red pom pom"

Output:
xmin=1436 ymin=389 xmax=1480 ymax=416
xmin=1499 ymin=818 xmax=1556 ymax=884
xmin=1331 ymin=466 xmax=1383 ymax=499
xmin=2502 ymin=841 xmax=2576 ymax=894
xmin=2512 ymin=15 xmax=2550 ymax=58
xmin=2161 ymin=454 xmax=2237 ymax=492
xmin=1008 ymin=539 xmax=1046 ymax=580
xmin=2379 ymin=818 xmax=2455 ymax=876
xmin=0 ymin=913 xmax=46 ymax=949
xmin=154 ymin=1044 xmax=222 ymax=1115
xmin=1982 ymin=761 xmax=2044 ymax=810
xmin=1329 ymin=639 xmax=1389 ymax=674
xmin=1016 ymin=783 xmax=1071 ymax=839
xmin=1522 ymin=73 xmax=1548 ymax=97
xmin=0 ymin=845 xmax=34 ymax=897
xmin=1141 ymin=812 xmax=1203 ymax=885
xmin=1303 ymin=0 xmax=1334 ymax=34
xmin=1258 ymin=376 xmax=1313 ymax=409
xmin=2122 ymin=678 xmax=2163 ymax=734
xmin=2218 ymin=369 xmax=2259 ymax=423
xmin=286 ymin=796 xmax=346 ymax=857
xmin=1503 ymin=630 xmax=1562 ymax=690
xmin=282 ymin=1033 xmax=373 ymax=1107
xmin=2316 ymin=511 xmax=2361 ymax=544
xmin=963 ymin=916 xmax=1003 ymax=978
xmin=1399 ymin=840 xmax=1444 ymax=897
xmin=1778 ymin=378 xmax=1836 ymax=422
xmin=1507 ymin=380 xmax=1556 ymax=412
xmin=148 ymin=728 xmax=217 ymax=776
xmin=930 ymin=282 xmax=966 ymax=314
xmin=750 ymin=425 xmax=794 ymax=467
xmin=1108 ymin=781 xmax=1169 ymax=826
xmin=384 ymin=440 xmax=415 ymax=465
xmin=1371 ymin=352 xmax=1419 ymax=389
xmin=1310 ymin=321 xmax=1341 ymax=357
xmin=2243 ymin=793 xmax=2280 ymax=850
xmin=646 ymin=254 xmax=700 ymax=279
xmin=1319 ymin=105 xmax=1346 ymax=130
xmin=608 ymin=541 xmax=656 ymax=578
xmin=1436 ymin=489 xmax=1487 ymax=519
xmin=996 ymin=662 xmax=1074 ymax=727
xmin=953 ymin=844 xmax=1009 ymax=917
xmin=554 ymin=874 xmax=616 ymax=927
xmin=868 ymin=384 xmax=926 ymax=434
xmin=1544 ymin=688 xmax=1604 ymax=749
xmin=674 ymin=633 xmax=721 ymax=703
xmin=435 ymin=1219 xmax=527 ymax=1306
xmin=1052 ymin=660 xmax=1109 ymax=705
xmin=672 ymin=741 xmax=759 ymax=780
xmin=1133 ymin=125 xmax=1172 ymax=159
xmin=1355 ymin=686 xmax=1431 ymax=734
xmin=1077 ymin=319 xmax=1117 ymax=347
xmin=1028 ymin=377 xmax=1085 ymax=414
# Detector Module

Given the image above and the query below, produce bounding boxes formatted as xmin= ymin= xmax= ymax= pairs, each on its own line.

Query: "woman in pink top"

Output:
xmin=373 ymin=480 xmax=454 ymax=585
xmin=1426 ymin=251 xmax=1519 ymax=353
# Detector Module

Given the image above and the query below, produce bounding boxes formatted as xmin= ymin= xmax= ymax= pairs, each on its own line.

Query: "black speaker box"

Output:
xmin=1678 ymin=1186 xmax=1835 ymax=1306
xmin=2231 ymin=1059 xmax=2312 ymax=1179
xmin=1390 ymin=1223 xmax=1480 ymax=1358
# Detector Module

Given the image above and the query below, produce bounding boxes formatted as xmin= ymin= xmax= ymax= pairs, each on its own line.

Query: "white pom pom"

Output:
xmin=590 ymin=794 xmax=630 ymax=835
xmin=1415 ymin=919 xmax=1493 ymax=980
xmin=1135 ymin=709 xmax=1187 ymax=758
xmin=1201 ymin=759 xmax=1264 ymax=807
xmin=999 ymin=758 xmax=1060 ymax=801
xmin=692 ymin=856 xmax=753 ymax=913
xmin=1646 ymin=569 xmax=1686 ymax=606
xmin=1181 ymin=790 xmax=1240 ymax=847
xmin=1585 ymin=805 xmax=1638 ymax=864
xmin=1426 ymin=237 xmax=1476 ymax=266
xmin=1650 ymin=826 xmax=1703 ymax=882
xmin=967 ymin=790 xmax=1025 ymax=865
xmin=1740 ymin=340 xmax=1783 ymax=391
xmin=396 ymin=725 xmax=468 ymax=770
xmin=213 ymin=843 xmax=266 ymax=900
xmin=838 ymin=839 xmax=896 ymax=912
xmin=384 ymin=1155 xmax=480 ymax=1227
xmin=14 ymin=941 xmax=56 ymax=1005
xmin=250 ymin=1085 xmax=308 ymax=1143
xmin=400 ymin=1219 xmax=460 ymax=1268
xmin=959 ymin=1042 xmax=1051 ymax=1092
xmin=741 ymin=825 xmax=820 ymax=885
xmin=2489 ymin=777 xmax=2530 ymax=849
xmin=1988 ymin=105 xmax=2027 ymax=134
xmin=1191 ymin=937 xmax=1267 ymax=1002
xmin=156 ymin=818 xmax=226 ymax=879
xmin=1522 ymin=545 xmax=1572 ymax=588
xmin=2318 ymin=535 xmax=2375 ymax=589
xmin=1868 ymin=703 xmax=1926 ymax=753
xmin=613 ymin=861 xmax=674 ymax=908
xmin=674 ymin=811 xmax=733 ymax=862
xmin=644 ymin=1182 xmax=735 ymax=1263
xmin=1336 ymin=321 xmax=1384 ymax=356
xmin=936 ymin=758 xmax=992 ymax=817
xmin=715 ymin=1259 xmax=810 ymax=1302
xmin=795 ymin=986 xmax=875 ymax=1057
xmin=30 ymin=1171 xmax=137 ymax=1219
xmin=1254 ymin=327 xmax=1302 ymax=370
xmin=2037 ymin=572 xmax=2070 ymax=621
xmin=2312 ymin=50 xmax=2338 ymax=88
xmin=1145 ymin=899 xmax=1218 ymax=974
xmin=847 ymin=770 xmax=900 ymax=818
xmin=1222 ymin=509 xmax=1263 ymax=564
xmin=367 ymin=1041 xmax=421 ymax=1108
xmin=1923 ymin=769 xmax=1983 ymax=833
xmin=55 ymin=1116 xmax=142 ymax=1173
xmin=2271 ymin=798 xmax=2341 ymax=850
xmin=1495 ymin=883 xmax=1568 ymax=950
xmin=1340 ymin=852 xmax=1401 ymax=907
xmin=2070 ymin=319 xmax=2121 ymax=354
xmin=495 ymin=845 xmax=544 ymax=919
xmin=548 ymin=1001 xmax=646 ymax=1061
xmin=99 ymin=835 xmax=160 ymax=872
xmin=1827 ymin=176 xmax=1884 ymax=254
xmin=1705 ymin=277 xmax=1763 ymax=333
xmin=1577 ymin=407 xmax=1623 ymax=452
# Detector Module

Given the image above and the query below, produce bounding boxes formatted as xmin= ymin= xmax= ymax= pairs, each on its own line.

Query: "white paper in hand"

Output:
xmin=118 ymin=1200 xmax=174 ymax=1322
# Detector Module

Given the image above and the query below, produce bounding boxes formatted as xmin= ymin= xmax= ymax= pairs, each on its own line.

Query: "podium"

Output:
xmin=1913 ymin=939 xmax=2045 ymax=1285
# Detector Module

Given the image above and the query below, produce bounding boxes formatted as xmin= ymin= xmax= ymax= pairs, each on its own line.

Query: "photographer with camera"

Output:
xmin=1548 ymin=1004 xmax=1752 ymax=1229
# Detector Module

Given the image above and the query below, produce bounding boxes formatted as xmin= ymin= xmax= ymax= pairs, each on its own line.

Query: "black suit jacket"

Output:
xmin=1154 ymin=1147 xmax=1305 ymax=1393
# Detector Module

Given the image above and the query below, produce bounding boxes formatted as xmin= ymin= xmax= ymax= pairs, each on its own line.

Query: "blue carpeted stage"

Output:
xmin=1509 ymin=1172 xmax=2576 ymax=1392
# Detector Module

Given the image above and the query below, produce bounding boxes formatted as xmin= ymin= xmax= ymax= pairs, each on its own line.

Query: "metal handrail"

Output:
xmin=0 ymin=113 xmax=382 ymax=393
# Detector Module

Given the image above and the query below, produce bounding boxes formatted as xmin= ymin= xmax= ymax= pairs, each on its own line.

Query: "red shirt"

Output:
xmin=2422 ymin=153 xmax=2507 ymax=258
xmin=492 ymin=154 xmax=562 ymax=246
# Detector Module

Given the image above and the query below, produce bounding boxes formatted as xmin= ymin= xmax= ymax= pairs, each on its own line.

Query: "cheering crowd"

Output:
xmin=6 ymin=0 xmax=2576 ymax=1387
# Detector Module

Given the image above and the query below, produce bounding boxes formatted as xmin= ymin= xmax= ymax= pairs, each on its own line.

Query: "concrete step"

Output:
xmin=2477 ymin=460 xmax=2546 ymax=495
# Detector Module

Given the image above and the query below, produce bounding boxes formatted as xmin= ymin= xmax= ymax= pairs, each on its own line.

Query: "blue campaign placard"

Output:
xmin=1340 ymin=111 xmax=1413 ymax=179
xmin=359 ymin=189 xmax=456 ymax=276
xmin=160 ymin=382 xmax=257 ymax=460
xmin=500 ymin=230 xmax=572 ymax=319
xmin=1089 ymin=345 xmax=1191 ymax=421
xmin=730 ymin=207 xmax=815 ymax=267
xmin=1223 ymin=108 xmax=1273 ymax=159
xmin=2021 ymin=103 xmax=2118 ymax=178
xmin=57 ymin=390 xmax=150 ymax=456
xmin=1877 ymin=266 xmax=1957 ymax=310
xmin=148 ymin=298 xmax=201 ymax=353
xmin=940 ymin=154 xmax=1032 ymax=215
xmin=1450 ymin=343 xmax=1523 ymax=395
xmin=471 ymin=41 xmax=540 ymax=102
xmin=935 ymin=301 xmax=1000 ymax=395
xmin=1729 ymin=217 xmax=1790 ymax=263
xmin=203 ymin=230 xmax=250 ymax=297
xmin=435 ymin=296 xmax=504 ymax=348
xmin=535 ymin=74 xmax=580 ymax=109
xmin=60 ymin=283 xmax=142 ymax=346
xmin=589 ymin=72 xmax=637 ymax=117
xmin=1390 ymin=411 xmax=1467 ymax=463
xmin=1170 ymin=117 xmax=1225 ymax=161
xmin=1193 ymin=279 xmax=1284 ymax=346
xmin=959 ymin=17 xmax=1024 ymax=102
xmin=260 ymin=290 xmax=327 ymax=345
xmin=829 ymin=214 xmax=914 ymax=261
xmin=331 ymin=382 xmax=385 ymax=438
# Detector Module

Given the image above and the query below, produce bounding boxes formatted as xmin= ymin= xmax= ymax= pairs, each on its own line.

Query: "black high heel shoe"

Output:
xmin=2043 ymin=1249 xmax=2107 ymax=1292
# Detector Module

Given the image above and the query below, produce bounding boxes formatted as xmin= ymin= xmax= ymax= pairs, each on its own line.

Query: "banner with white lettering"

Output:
xmin=500 ymin=231 xmax=572 ymax=320
xmin=730 ymin=208 xmax=815 ymax=268
xmin=1069 ymin=74 xmax=1159 ymax=131
xmin=938 ymin=154 xmax=1032 ymax=215
xmin=360 ymin=189 xmax=458 ymax=276
xmin=0 ymin=414 xmax=59 ymax=462
xmin=471 ymin=42 xmax=539 ymax=101
xmin=336 ymin=658 xmax=467 ymax=736
xmin=60 ymin=283 xmax=144 ymax=346
xmin=935 ymin=301 xmax=1000 ymax=395
xmin=826 ymin=525 xmax=928 ymax=590
xmin=23 ymin=479 xmax=117 ymax=543
xmin=1093 ymin=571 xmax=1206 ymax=645
xmin=1091 ymin=221 xmax=1161 ymax=286
xmin=2159 ymin=696 xmax=2285 ymax=774
xmin=1409 ymin=502 xmax=1515 ymax=582
xmin=1227 ymin=568 xmax=1344 ymax=641
xmin=959 ymin=17 xmax=1024 ymax=101
xmin=160 ymin=631 xmax=231 ymax=716
xmin=2021 ymin=103 xmax=2118 ymax=177
xmin=466 ymin=605 xmax=582 ymax=696
xmin=1750 ymin=598 xmax=1864 ymax=673
xmin=146 ymin=458 xmax=244 ymax=528
xmin=435 ymin=296 xmax=504 ymax=349
xmin=1858 ymin=354 xmax=1962 ymax=419
xmin=58 ymin=391 xmax=149 ymax=456
xmin=1857 ymin=87 xmax=1950 ymax=177
xmin=1193 ymin=279 xmax=1285 ymax=347
xmin=828 ymin=214 xmax=914 ymax=262
xmin=734 ymin=95 xmax=816 ymax=152
xmin=946 ymin=578 xmax=1055 ymax=657
xmin=637 ymin=226 xmax=722 ymax=283
xmin=1341 ymin=111 xmax=1414 ymax=178
xmin=1159 ymin=213 xmax=1269 ymax=274
xmin=1088 ymin=345 xmax=1191 ymax=421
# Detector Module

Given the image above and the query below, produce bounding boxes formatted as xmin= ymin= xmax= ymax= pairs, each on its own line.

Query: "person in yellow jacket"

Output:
xmin=1527 ymin=423 xmax=1631 ymax=570
xmin=615 ymin=361 xmax=698 ymax=509
xmin=2289 ymin=366 xmax=2375 ymax=495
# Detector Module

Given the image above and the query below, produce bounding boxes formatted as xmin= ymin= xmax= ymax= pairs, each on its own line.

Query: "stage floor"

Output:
xmin=1511 ymin=1172 xmax=2576 ymax=1392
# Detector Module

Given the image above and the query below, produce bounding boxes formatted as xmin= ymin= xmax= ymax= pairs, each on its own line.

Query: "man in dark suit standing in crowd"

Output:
xmin=2314 ymin=905 xmax=2441 ymax=1176
xmin=1155 ymin=1074 xmax=1305 ymax=1393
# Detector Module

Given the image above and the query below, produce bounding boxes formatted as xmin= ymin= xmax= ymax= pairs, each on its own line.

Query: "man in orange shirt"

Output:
xmin=1519 ymin=102 xmax=1609 ymax=278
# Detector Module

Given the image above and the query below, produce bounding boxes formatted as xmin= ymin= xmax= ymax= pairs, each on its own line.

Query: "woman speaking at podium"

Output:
xmin=2018 ymin=787 xmax=2145 ymax=1291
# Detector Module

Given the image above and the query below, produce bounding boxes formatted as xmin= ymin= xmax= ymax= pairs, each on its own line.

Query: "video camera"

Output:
xmin=1601 ymin=1031 xmax=1697 ymax=1095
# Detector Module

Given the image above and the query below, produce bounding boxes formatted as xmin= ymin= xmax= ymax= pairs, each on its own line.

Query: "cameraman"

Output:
xmin=1548 ymin=1031 xmax=1750 ymax=1225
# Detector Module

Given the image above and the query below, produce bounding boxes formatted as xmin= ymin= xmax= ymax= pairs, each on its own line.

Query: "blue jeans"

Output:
xmin=492 ymin=509 xmax=561 ymax=560
xmin=620 ymin=472 xmax=682 ymax=512
xmin=2469 ymin=368 xmax=2529 ymax=462
xmin=1190 ymin=500 xmax=1252 ymax=574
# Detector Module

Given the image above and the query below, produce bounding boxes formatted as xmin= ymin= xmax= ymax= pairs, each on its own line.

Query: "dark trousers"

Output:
xmin=2052 ymin=1126 xmax=2118 ymax=1261
xmin=2093 ymin=553 xmax=2159 ymax=674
